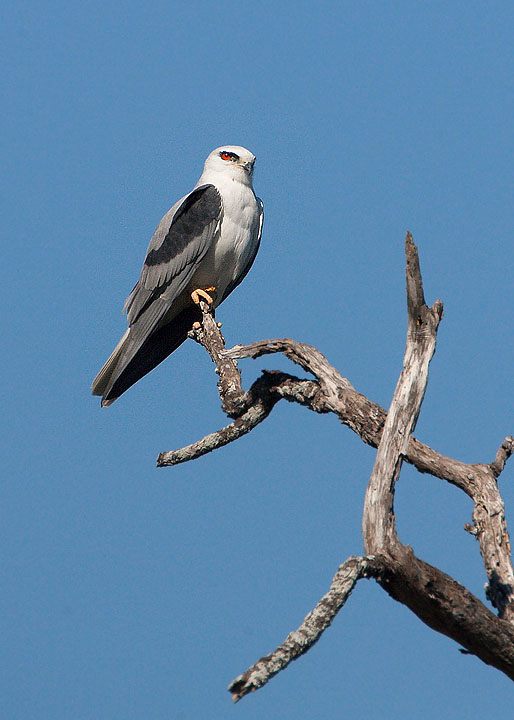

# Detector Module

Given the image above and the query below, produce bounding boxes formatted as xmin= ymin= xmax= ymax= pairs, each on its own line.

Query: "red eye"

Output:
xmin=220 ymin=151 xmax=239 ymax=162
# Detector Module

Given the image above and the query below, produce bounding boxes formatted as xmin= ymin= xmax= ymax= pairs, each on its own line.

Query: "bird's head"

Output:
xmin=201 ymin=146 xmax=256 ymax=186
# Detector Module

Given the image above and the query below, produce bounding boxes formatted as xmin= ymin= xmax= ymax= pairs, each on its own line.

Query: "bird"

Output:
xmin=91 ymin=145 xmax=263 ymax=407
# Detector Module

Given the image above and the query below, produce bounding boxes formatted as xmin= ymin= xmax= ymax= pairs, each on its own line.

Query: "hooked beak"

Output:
xmin=241 ymin=159 xmax=255 ymax=174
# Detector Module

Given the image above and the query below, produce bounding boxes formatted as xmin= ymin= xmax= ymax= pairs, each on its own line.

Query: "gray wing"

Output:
xmin=124 ymin=184 xmax=222 ymax=330
xmin=105 ymin=186 xmax=222 ymax=391
xmin=93 ymin=184 xmax=222 ymax=403
xmin=220 ymin=196 xmax=263 ymax=303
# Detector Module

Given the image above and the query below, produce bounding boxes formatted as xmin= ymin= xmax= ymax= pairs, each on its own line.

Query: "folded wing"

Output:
xmin=92 ymin=184 xmax=222 ymax=405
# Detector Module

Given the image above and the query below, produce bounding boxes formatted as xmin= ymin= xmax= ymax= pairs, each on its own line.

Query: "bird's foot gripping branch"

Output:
xmin=158 ymin=234 xmax=514 ymax=701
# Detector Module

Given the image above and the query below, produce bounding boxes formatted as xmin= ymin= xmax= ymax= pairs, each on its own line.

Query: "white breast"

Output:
xmin=191 ymin=178 xmax=260 ymax=304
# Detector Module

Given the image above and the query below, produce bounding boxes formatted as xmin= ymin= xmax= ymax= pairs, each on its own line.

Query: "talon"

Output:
xmin=192 ymin=321 xmax=201 ymax=329
xmin=191 ymin=287 xmax=216 ymax=305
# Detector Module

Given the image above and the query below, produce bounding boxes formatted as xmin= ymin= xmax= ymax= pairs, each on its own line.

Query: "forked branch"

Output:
xmin=157 ymin=233 xmax=514 ymax=699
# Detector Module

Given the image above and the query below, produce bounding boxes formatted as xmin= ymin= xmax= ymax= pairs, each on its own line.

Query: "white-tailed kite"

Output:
xmin=92 ymin=145 xmax=263 ymax=406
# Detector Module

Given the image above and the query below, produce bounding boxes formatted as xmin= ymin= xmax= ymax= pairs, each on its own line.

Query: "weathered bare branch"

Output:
xmin=491 ymin=436 xmax=514 ymax=479
xmin=365 ymin=551 xmax=514 ymax=680
xmin=226 ymin=336 xmax=514 ymax=617
xmin=229 ymin=556 xmax=370 ymax=702
xmin=157 ymin=372 xmax=321 ymax=467
xmin=157 ymin=403 xmax=270 ymax=467
xmin=157 ymin=233 xmax=514 ymax=697
xmin=356 ymin=235 xmax=514 ymax=675
xmin=226 ymin=338 xmax=512 ymax=500
xmin=226 ymin=337 xmax=354 ymax=403
xmin=159 ymin=289 xmax=514 ymax=616
xmin=187 ymin=302 xmax=247 ymax=417
xmin=227 ymin=233 xmax=514 ymax=698
xmin=362 ymin=232 xmax=443 ymax=552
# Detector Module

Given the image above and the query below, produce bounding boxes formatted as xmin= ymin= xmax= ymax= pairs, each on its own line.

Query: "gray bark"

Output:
xmin=157 ymin=233 xmax=514 ymax=700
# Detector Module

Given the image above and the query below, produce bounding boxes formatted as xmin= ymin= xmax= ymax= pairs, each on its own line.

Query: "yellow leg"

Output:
xmin=191 ymin=287 xmax=216 ymax=305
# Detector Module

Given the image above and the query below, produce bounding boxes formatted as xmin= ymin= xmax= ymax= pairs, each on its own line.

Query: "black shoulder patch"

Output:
xmin=145 ymin=185 xmax=221 ymax=267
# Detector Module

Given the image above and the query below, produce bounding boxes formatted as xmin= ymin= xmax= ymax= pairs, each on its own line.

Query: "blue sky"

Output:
xmin=2 ymin=1 xmax=513 ymax=717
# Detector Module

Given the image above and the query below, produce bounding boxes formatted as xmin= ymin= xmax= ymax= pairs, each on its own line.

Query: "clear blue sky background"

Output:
xmin=2 ymin=1 xmax=513 ymax=717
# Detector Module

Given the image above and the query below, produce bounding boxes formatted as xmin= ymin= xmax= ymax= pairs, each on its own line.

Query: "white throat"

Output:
xmin=197 ymin=166 xmax=254 ymax=190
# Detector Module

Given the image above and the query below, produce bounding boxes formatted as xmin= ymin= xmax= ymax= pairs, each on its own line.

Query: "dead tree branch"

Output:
xmin=158 ymin=233 xmax=514 ymax=698
xmin=364 ymin=552 xmax=514 ymax=678
xmin=186 ymin=305 xmax=246 ymax=417
xmin=157 ymin=372 xmax=318 ymax=466
xmin=362 ymin=232 xmax=443 ymax=552
xmin=358 ymin=236 xmax=514 ymax=678
xmin=229 ymin=556 xmax=370 ymax=702
xmin=159 ymin=310 xmax=514 ymax=618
